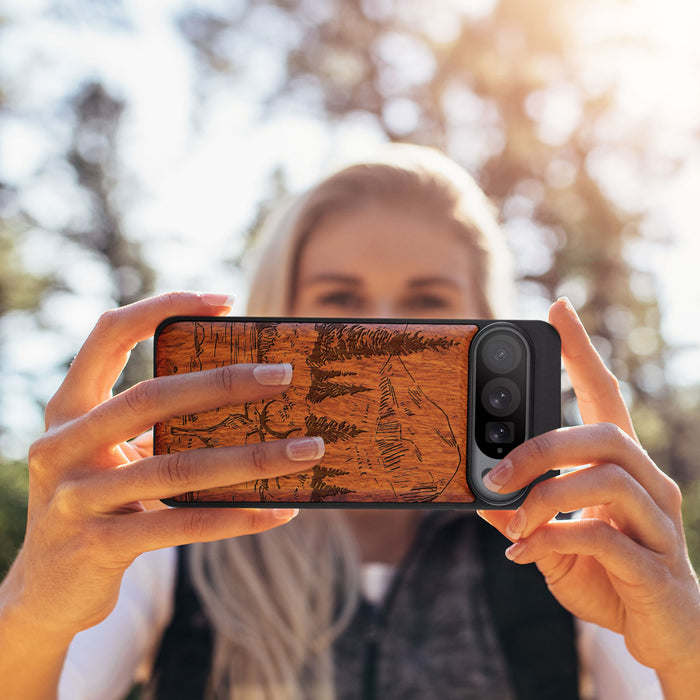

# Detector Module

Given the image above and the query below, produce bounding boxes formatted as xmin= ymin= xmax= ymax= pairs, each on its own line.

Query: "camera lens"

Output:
xmin=489 ymin=387 xmax=511 ymax=411
xmin=481 ymin=378 xmax=521 ymax=417
xmin=482 ymin=334 xmax=523 ymax=374
xmin=486 ymin=421 xmax=514 ymax=444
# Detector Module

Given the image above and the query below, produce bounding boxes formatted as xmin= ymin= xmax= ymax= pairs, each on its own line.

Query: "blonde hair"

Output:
xmin=188 ymin=144 xmax=514 ymax=699
xmin=188 ymin=512 xmax=359 ymax=700
xmin=246 ymin=143 xmax=514 ymax=317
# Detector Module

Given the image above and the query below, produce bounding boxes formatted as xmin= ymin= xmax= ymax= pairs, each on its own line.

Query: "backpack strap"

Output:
xmin=476 ymin=515 xmax=580 ymax=700
xmin=147 ymin=546 xmax=212 ymax=699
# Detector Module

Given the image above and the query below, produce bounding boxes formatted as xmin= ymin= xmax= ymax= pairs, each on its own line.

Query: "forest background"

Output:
xmin=1 ymin=0 xmax=700 ymax=574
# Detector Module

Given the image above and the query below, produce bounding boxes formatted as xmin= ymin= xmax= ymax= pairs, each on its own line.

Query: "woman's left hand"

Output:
xmin=478 ymin=298 xmax=700 ymax=696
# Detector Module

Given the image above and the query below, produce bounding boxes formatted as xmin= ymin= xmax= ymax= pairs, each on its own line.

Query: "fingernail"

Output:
xmin=483 ymin=460 xmax=512 ymax=493
xmin=199 ymin=293 xmax=236 ymax=309
xmin=505 ymin=541 xmax=527 ymax=561
xmin=254 ymin=363 xmax=293 ymax=386
xmin=557 ymin=296 xmax=578 ymax=319
xmin=286 ymin=436 xmax=325 ymax=461
xmin=273 ymin=508 xmax=299 ymax=521
xmin=506 ymin=509 xmax=527 ymax=540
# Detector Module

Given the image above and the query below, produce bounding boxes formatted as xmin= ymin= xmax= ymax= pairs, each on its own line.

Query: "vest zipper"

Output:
xmin=359 ymin=513 xmax=445 ymax=698
xmin=362 ymin=603 xmax=381 ymax=700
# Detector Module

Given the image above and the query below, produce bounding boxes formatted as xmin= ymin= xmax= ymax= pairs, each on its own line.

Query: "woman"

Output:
xmin=0 ymin=145 xmax=697 ymax=699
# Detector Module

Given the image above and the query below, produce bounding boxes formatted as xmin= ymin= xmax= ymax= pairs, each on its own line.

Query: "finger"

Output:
xmin=128 ymin=430 xmax=153 ymax=459
xmin=47 ymin=292 xmax=235 ymax=424
xmin=483 ymin=423 xmax=681 ymax=514
xmin=108 ymin=506 xmax=301 ymax=558
xmin=85 ymin=437 xmax=325 ymax=508
xmin=67 ymin=362 xmax=294 ymax=457
xmin=119 ymin=441 xmax=144 ymax=462
xmin=504 ymin=518 xmax=662 ymax=587
xmin=504 ymin=464 xmax=675 ymax=554
xmin=120 ymin=431 xmax=152 ymax=461
xmin=548 ymin=298 xmax=636 ymax=439
xmin=476 ymin=509 xmax=516 ymax=539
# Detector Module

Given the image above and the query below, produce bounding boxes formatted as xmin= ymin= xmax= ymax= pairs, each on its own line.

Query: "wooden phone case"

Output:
xmin=153 ymin=317 xmax=560 ymax=508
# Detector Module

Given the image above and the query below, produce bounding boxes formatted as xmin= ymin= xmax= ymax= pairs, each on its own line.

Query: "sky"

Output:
xmin=1 ymin=0 xmax=699 ymax=457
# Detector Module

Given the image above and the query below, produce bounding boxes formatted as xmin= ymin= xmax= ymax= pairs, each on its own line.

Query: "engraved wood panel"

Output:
xmin=154 ymin=320 xmax=478 ymax=504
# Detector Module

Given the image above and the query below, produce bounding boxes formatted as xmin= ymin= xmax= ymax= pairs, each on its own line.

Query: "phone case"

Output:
xmin=153 ymin=317 xmax=560 ymax=509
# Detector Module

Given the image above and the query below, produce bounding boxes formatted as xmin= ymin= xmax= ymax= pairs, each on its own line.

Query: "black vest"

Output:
xmin=148 ymin=514 xmax=579 ymax=699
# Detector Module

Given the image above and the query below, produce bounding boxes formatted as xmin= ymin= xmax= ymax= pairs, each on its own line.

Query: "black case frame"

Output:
xmin=154 ymin=317 xmax=561 ymax=510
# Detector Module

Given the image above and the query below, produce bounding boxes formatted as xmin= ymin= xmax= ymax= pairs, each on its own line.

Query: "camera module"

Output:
xmin=469 ymin=323 xmax=531 ymax=465
xmin=467 ymin=320 xmax=560 ymax=507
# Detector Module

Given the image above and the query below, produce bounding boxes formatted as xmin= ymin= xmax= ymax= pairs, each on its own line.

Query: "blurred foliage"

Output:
xmin=0 ymin=17 xmax=155 ymax=570
xmin=682 ymin=478 xmax=700 ymax=572
xmin=0 ymin=459 xmax=28 ymax=577
xmin=0 ymin=222 xmax=54 ymax=316
xmin=63 ymin=81 xmax=157 ymax=391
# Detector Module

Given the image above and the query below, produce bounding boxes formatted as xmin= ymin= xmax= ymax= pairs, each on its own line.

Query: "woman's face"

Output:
xmin=292 ymin=202 xmax=484 ymax=318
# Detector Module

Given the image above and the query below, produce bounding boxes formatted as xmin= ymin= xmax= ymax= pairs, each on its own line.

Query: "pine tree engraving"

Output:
xmin=304 ymin=414 xmax=365 ymax=443
xmin=307 ymin=367 xmax=372 ymax=403
xmin=307 ymin=323 xmax=457 ymax=366
xmin=253 ymin=322 xmax=280 ymax=363
xmin=310 ymin=465 xmax=352 ymax=501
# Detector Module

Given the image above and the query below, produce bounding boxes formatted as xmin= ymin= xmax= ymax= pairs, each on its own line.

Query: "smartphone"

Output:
xmin=153 ymin=317 xmax=560 ymax=509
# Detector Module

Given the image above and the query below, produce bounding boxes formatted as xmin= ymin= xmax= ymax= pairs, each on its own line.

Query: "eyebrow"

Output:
xmin=407 ymin=277 xmax=462 ymax=290
xmin=301 ymin=274 xmax=462 ymax=290
xmin=302 ymin=273 xmax=362 ymax=286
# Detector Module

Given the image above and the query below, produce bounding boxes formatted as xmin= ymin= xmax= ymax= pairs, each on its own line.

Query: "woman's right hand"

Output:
xmin=1 ymin=292 xmax=324 ymax=642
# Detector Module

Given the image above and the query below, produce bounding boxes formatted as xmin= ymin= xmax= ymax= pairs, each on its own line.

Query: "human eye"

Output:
xmin=315 ymin=289 xmax=366 ymax=313
xmin=402 ymin=294 xmax=452 ymax=314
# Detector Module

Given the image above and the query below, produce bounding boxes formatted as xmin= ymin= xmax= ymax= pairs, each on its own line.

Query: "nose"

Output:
xmin=367 ymin=300 xmax=398 ymax=319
